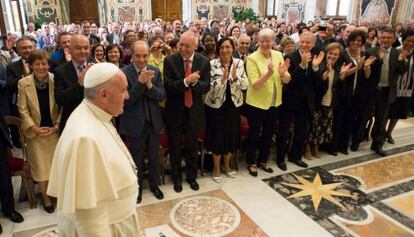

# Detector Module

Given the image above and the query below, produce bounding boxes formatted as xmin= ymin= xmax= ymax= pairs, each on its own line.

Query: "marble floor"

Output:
xmin=2 ymin=119 xmax=414 ymax=237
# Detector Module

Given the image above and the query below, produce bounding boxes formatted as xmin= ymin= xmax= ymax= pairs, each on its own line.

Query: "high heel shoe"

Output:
xmin=212 ymin=175 xmax=222 ymax=183
xmin=42 ymin=200 xmax=55 ymax=214
xmin=225 ymin=170 xmax=236 ymax=178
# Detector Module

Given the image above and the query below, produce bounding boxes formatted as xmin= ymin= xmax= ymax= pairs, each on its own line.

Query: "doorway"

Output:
xmin=69 ymin=0 xmax=99 ymax=24
xmin=151 ymin=0 xmax=182 ymax=22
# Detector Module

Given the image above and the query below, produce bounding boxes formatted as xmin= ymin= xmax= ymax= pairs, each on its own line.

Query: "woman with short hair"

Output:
xmin=17 ymin=49 xmax=61 ymax=213
xmin=244 ymin=28 xmax=291 ymax=176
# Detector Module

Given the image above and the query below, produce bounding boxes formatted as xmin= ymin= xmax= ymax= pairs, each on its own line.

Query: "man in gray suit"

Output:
xmin=119 ymin=40 xmax=166 ymax=203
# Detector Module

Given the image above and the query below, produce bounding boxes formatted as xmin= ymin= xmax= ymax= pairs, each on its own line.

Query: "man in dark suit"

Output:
xmin=81 ymin=21 xmax=100 ymax=46
xmin=164 ymin=31 xmax=210 ymax=192
xmin=0 ymin=114 xmax=24 ymax=231
xmin=54 ymin=35 xmax=91 ymax=133
xmin=119 ymin=41 xmax=166 ymax=203
xmin=276 ymin=31 xmax=322 ymax=171
xmin=107 ymin=23 xmax=121 ymax=45
xmin=363 ymin=27 xmax=408 ymax=156
xmin=315 ymin=24 xmax=336 ymax=52
xmin=233 ymin=34 xmax=251 ymax=62
xmin=6 ymin=36 xmax=35 ymax=146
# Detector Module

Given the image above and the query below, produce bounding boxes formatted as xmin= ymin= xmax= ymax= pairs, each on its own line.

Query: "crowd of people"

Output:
xmin=1 ymin=16 xmax=414 ymax=235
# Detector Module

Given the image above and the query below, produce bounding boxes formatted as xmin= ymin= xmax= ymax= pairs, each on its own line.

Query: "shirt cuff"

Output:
xmin=183 ymin=78 xmax=190 ymax=87
xmin=191 ymin=80 xmax=198 ymax=86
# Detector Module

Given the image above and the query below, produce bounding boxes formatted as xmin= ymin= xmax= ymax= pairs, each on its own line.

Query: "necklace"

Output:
xmin=85 ymin=102 xmax=138 ymax=176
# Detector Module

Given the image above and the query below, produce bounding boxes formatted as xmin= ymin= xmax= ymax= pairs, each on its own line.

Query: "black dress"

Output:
xmin=205 ymin=80 xmax=241 ymax=155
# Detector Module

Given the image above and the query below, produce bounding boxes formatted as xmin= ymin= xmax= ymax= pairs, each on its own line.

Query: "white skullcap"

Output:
xmin=84 ymin=63 xmax=120 ymax=88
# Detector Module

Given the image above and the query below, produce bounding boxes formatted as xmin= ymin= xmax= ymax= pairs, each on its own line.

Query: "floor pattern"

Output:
xmin=264 ymin=145 xmax=414 ymax=237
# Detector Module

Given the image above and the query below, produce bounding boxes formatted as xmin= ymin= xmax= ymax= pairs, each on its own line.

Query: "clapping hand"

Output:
xmin=138 ymin=69 xmax=155 ymax=84
xmin=312 ymin=51 xmax=325 ymax=68
xmin=340 ymin=62 xmax=353 ymax=76
xmin=357 ymin=56 xmax=366 ymax=70
xmin=185 ymin=71 xmax=200 ymax=85
xmin=267 ymin=62 xmax=274 ymax=75
xmin=301 ymin=51 xmax=312 ymax=68
xmin=399 ymin=48 xmax=410 ymax=61
xmin=63 ymin=47 xmax=71 ymax=62
xmin=278 ymin=58 xmax=291 ymax=76
xmin=364 ymin=56 xmax=376 ymax=67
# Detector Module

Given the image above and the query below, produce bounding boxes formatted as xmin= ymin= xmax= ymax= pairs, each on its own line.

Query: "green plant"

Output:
xmin=234 ymin=8 xmax=259 ymax=22
xmin=33 ymin=19 xmax=44 ymax=30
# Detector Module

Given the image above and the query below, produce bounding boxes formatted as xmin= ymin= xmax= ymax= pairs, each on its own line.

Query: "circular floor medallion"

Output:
xmin=170 ymin=196 xmax=241 ymax=237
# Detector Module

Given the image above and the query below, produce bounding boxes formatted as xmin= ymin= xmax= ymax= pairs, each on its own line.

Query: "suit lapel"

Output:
xmin=68 ymin=61 xmax=79 ymax=81
xmin=48 ymin=74 xmax=56 ymax=117
xmin=26 ymin=75 xmax=40 ymax=115
xmin=177 ymin=54 xmax=185 ymax=78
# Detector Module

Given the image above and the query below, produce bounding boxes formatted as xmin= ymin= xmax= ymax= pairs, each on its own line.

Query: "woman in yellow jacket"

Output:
xmin=245 ymin=28 xmax=291 ymax=176
xmin=17 ymin=50 xmax=61 ymax=213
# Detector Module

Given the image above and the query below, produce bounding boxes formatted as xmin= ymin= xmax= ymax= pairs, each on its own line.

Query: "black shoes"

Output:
xmin=247 ymin=165 xmax=258 ymax=177
xmin=277 ymin=162 xmax=287 ymax=171
xmin=350 ymin=143 xmax=359 ymax=152
xmin=371 ymin=145 xmax=386 ymax=157
xmin=257 ymin=163 xmax=274 ymax=173
xmin=0 ymin=223 xmax=2 ymax=234
xmin=173 ymin=178 xmax=183 ymax=193
xmin=4 ymin=210 xmax=24 ymax=223
xmin=327 ymin=149 xmax=338 ymax=156
xmin=339 ymin=149 xmax=349 ymax=155
xmin=187 ymin=179 xmax=199 ymax=191
xmin=387 ymin=135 xmax=395 ymax=144
xmin=44 ymin=204 xmax=55 ymax=214
xmin=289 ymin=160 xmax=308 ymax=168
xmin=137 ymin=188 xmax=142 ymax=203
xmin=150 ymin=186 xmax=164 ymax=200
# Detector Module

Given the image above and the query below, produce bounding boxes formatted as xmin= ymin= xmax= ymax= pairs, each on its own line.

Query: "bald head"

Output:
xmin=70 ymin=34 xmax=90 ymax=63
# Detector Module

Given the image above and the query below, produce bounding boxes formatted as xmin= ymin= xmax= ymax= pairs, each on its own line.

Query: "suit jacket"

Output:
xmin=119 ymin=64 xmax=166 ymax=137
xmin=6 ymin=59 xmax=26 ymax=96
xmin=36 ymin=34 xmax=54 ymax=51
xmin=0 ymin=115 xmax=12 ymax=148
xmin=366 ymin=46 xmax=408 ymax=103
xmin=53 ymin=61 xmax=84 ymax=133
xmin=107 ymin=33 xmax=121 ymax=44
xmin=283 ymin=49 xmax=317 ymax=113
xmin=313 ymin=61 xmax=341 ymax=108
xmin=17 ymin=73 xmax=61 ymax=139
xmin=245 ymin=49 xmax=287 ymax=110
xmin=163 ymin=52 xmax=210 ymax=130
xmin=315 ymin=36 xmax=336 ymax=52
xmin=88 ymin=35 xmax=101 ymax=46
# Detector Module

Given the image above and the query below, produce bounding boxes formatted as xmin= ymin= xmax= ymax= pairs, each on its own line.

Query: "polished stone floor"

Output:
xmin=3 ymin=119 xmax=414 ymax=237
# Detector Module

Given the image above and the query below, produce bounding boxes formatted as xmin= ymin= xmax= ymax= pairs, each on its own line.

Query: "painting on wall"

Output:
xmin=282 ymin=2 xmax=304 ymax=23
xmin=213 ymin=5 xmax=230 ymax=19
xmin=360 ymin=0 xmax=396 ymax=24
xmin=107 ymin=0 xmax=145 ymax=23
xmin=193 ymin=0 xmax=249 ymax=20
xmin=26 ymin=0 xmax=63 ymax=24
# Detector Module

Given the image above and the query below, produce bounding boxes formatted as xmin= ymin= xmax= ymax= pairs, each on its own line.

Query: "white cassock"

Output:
xmin=47 ymin=99 xmax=140 ymax=237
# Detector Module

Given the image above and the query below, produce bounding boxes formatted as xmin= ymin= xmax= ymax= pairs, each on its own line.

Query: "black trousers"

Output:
xmin=371 ymin=87 xmax=391 ymax=147
xmin=277 ymin=105 xmax=310 ymax=163
xmin=129 ymin=122 xmax=161 ymax=188
xmin=245 ymin=105 xmax=279 ymax=165
xmin=331 ymin=105 xmax=353 ymax=152
xmin=167 ymin=113 xmax=199 ymax=181
xmin=0 ymin=147 xmax=15 ymax=215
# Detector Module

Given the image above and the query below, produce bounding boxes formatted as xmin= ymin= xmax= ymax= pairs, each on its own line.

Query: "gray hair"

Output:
xmin=237 ymin=34 xmax=251 ymax=45
xmin=84 ymin=79 xmax=113 ymax=100
xmin=258 ymin=28 xmax=275 ymax=39
xmin=300 ymin=31 xmax=316 ymax=42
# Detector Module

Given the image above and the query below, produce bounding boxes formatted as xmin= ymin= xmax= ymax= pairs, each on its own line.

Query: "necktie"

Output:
xmin=77 ymin=64 xmax=85 ymax=77
xmin=138 ymin=71 xmax=151 ymax=122
xmin=184 ymin=59 xmax=193 ymax=108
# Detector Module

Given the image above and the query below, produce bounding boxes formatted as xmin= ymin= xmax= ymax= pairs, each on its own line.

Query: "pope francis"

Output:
xmin=47 ymin=63 xmax=140 ymax=236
